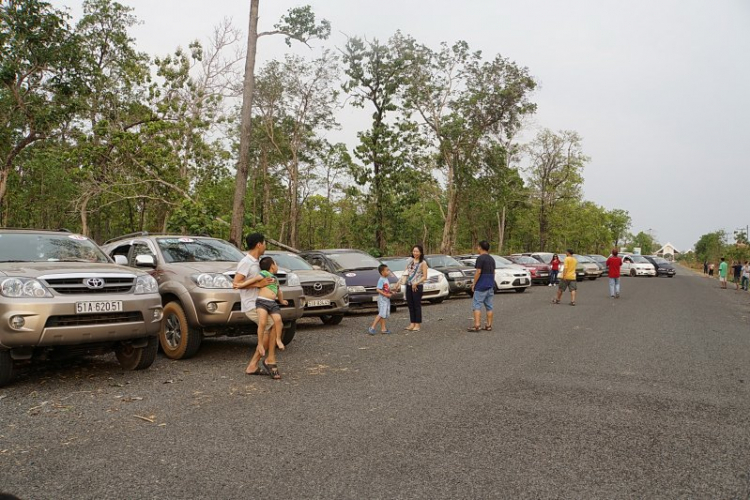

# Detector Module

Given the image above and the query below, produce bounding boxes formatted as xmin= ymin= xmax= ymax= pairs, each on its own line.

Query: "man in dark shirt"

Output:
xmin=732 ymin=260 xmax=743 ymax=291
xmin=469 ymin=240 xmax=496 ymax=331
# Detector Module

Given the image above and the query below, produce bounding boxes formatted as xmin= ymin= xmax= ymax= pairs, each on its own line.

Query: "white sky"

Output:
xmin=54 ymin=0 xmax=750 ymax=251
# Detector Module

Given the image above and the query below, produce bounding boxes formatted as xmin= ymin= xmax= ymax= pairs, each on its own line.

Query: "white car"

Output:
xmin=621 ymin=254 xmax=657 ymax=277
xmin=380 ymin=257 xmax=450 ymax=304
xmin=455 ymin=254 xmax=532 ymax=293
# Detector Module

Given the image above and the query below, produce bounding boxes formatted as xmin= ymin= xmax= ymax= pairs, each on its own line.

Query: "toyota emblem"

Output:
xmin=84 ymin=278 xmax=105 ymax=289
xmin=313 ymin=282 xmax=323 ymax=291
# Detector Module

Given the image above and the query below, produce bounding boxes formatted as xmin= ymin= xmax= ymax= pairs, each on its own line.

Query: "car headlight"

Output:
xmin=286 ymin=273 xmax=301 ymax=287
xmin=337 ymin=276 xmax=347 ymax=287
xmin=436 ymin=273 xmax=446 ymax=283
xmin=192 ymin=273 xmax=233 ymax=289
xmin=448 ymin=271 xmax=463 ymax=278
xmin=0 ymin=278 xmax=53 ymax=298
xmin=135 ymin=274 xmax=159 ymax=294
xmin=347 ymin=285 xmax=366 ymax=293
xmin=497 ymin=271 xmax=513 ymax=278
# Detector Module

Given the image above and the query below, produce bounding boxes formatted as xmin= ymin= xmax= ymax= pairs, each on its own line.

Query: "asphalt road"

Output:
xmin=2 ymin=269 xmax=750 ymax=499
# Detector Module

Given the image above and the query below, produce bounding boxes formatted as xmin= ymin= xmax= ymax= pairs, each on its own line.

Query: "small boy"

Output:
xmin=369 ymin=264 xmax=393 ymax=335
xmin=237 ymin=256 xmax=287 ymax=356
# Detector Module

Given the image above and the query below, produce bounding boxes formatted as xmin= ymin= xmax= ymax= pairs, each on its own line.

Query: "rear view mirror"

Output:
xmin=113 ymin=255 xmax=128 ymax=266
xmin=135 ymin=254 xmax=156 ymax=268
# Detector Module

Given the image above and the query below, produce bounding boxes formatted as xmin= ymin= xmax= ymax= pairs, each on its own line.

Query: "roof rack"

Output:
xmin=0 ymin=227 xmax=72 ymax=233
xmin=103 ymin=231 xmax=150 ymax=245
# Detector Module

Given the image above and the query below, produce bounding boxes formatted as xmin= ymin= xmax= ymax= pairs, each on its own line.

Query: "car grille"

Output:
xmin=302 ymin=282 xmax=335 ymax=297
xmin=462 ymin=270 xmax=476 ymax=277
xmin=43 ymin=277 xmax=135 ymax=294
xmin=364 ymin=286 xmax=377 ymax=293
xmin=45 ymin=312 xmax=143 ymax=328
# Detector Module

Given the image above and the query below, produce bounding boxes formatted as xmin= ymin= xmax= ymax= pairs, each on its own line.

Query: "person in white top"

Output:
xmin=233 ymin=233 xmax=276 ymax=377
xmin=742 ymin=261 xmax=750 ymax=292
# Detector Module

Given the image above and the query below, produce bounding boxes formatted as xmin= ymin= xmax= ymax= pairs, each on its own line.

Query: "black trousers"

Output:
xmin=406 ymin=285 xmax=424 ymax=324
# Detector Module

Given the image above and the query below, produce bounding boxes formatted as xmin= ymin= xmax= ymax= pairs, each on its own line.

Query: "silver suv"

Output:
xmin=0 ymin=229 xmax=163 ymax=387
xmin=101 ymin=234 xmax=305 ymax=360
xmin=265 ymin=251 xmax=349 ymax=325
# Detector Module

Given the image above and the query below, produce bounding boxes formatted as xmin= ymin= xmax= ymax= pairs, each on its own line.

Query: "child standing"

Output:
xmin=369 ymin=264 xmax=393 ymax=335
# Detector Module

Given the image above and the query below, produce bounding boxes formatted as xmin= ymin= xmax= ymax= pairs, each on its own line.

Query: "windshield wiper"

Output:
xmin=0 ymin=260 xmax=30 ymax=263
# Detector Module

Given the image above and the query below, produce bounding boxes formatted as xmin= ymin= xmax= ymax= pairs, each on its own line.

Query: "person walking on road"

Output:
xmin=732 ymin=260 xmax=743 ymax=291
xmin=404 ymin=245 xmax=429 ymax=332
xmin=233 ymin=233 xmax=277 ymax=377
xmin=742 ymin=261 xmax=750 ymax=291
xmin=468 ymin=240 xmax=496 ymax=331
xmin=703 ymin=260 xmax=708 ymax=275
xmin=718 ymin=257 xmax=728 ymax=289
xmin=553 ymin=249 xmax=578 ymax=306
xmin=708 ymin=262 xmax=715 ymax=277
xmin=548 ymin=254 xmax=560 ymax=286
xmin=606 ymin=249 xmax=623 ymax=299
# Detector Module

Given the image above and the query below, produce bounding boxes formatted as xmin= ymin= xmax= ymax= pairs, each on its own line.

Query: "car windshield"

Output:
xmin=268 ymin=253 xmax=313 ymax=271
xmin=382 ymin=258 xmax=409 ymax=271
xmin=491 ymin=255 xmax=514 ymax=266
xmin=629 ymin=255 xmax=650 ymax=263
xmin=328 ymin=252 xmax=382 ymax=271
xmin=426 ymin=255 xmax=463 ymax=268
xmin=534 ymin=254 xmax=553 ymax=263
xmin=589 ymin=255 xmax=606 ymax=263
xmin=510 ymin=256 xmax=540 ymax=265
xmin=652 ymin=256 xmax=670 ymax=264
xmin=0 ymin=233 xmax=109 ymax=263
xmin=156 ymin=237 xmax=244 ymax=263
xmin=575 ymin=255 xmax=593 ymax=263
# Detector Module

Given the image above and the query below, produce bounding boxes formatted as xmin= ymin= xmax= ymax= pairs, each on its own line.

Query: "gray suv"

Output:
xmin=265 ymin=251 xmax=349 ymax=325
xmin=0 ymin=229 xmax=163 ymax=387
xmin=101 ymin=234 xmax=305 ymax=360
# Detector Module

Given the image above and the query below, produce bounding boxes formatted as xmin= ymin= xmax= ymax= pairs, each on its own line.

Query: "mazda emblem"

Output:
xmin=84 ymin=278 xmax=105 ymax=289
xmin=313 ymin=282 xmax=323 ymax=291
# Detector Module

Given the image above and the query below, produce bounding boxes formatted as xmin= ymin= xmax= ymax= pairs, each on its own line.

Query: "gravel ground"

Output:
xmin=2 ymin=269 xmax=750 ymax=499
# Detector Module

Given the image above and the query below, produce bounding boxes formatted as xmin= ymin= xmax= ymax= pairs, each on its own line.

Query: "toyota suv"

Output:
xmin=101 ymin=234 xmax=305 ymax=360
xmin=0 ymin=229 xmax=163 ymax=386
xmin=265 ymin=251 xmax=349 ymax=325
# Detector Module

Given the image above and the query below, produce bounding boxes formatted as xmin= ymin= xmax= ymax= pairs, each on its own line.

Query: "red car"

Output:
xmin=505 ymin=255 xmax=551 ymax=285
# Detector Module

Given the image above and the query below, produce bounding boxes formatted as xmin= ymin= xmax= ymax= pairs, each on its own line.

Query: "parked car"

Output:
xmin=528 ymin=252 xmax=586 ymax=281
xmin=381 ymin=257 xmax=450 ymax=304
xmin=587 ymin=254 xmax=609 ymax=276
xmin=505 ymin=255 xmax=551 ymax=284
xmin=643 ymin=255 xmax=676 ymax=277
xmin=0 ymin=229 xmax=164 ymax=386
xmin=454 ymin=254 xmax=532 ymax=292
xmin=298 ymin=249 xmax=402 ymax=311
xmin=423 ymin=254 xmax=475 ymax=296
xmin=621 ymin=254 xmax=657 ymax=277
xmin=265 ymin=251 xmax=349 ymax=324
xmin=575 ymin=255 xmax=603 ymax=280
xmin=101 ymin=234 xmax=305 ymax=359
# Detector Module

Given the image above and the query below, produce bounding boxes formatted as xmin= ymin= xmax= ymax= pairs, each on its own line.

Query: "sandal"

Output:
xmin=467 ymin=325 xmax=481 ymax=332
xmin=263 ymin=360 xmax=281 ymax=380
xmin=246 ymin=367 xmax=262 ymax=376
xmin=570 ymin=302 xmax=576 ymax=306
xmin=483 ymin=325 xmax=492 ymax=331
xmin=551 ymin=299 xmax=560 ymax=304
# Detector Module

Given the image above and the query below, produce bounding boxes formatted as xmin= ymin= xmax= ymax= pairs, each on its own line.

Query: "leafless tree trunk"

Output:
xmin=229 ymin=0 xmax=260 ymax=247
xmin=498 ymin=206 xmax=506 ymax=253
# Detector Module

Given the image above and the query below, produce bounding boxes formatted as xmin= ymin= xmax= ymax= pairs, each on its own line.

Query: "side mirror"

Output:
xmin=135 ymin=254 xmax=156 ymax=268
xmin=113 ymin=255 xmax=128 ymax=266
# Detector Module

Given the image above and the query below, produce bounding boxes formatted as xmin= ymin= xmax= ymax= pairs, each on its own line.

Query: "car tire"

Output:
xmin=390 ymin=305 xmax=397 ymax=313
xmin=466 ymin=291 xmax=474 ymax=297
xmin=320 ymin=314 xmax=344 ymax=326
xmin=161 ymin=301 xmax=203 ymax=360
xmin=630 ymin=269 xmax=636 ymax=277
xmin=429 ymin=297 xmax=446 ymax=304
xmin=281 ymin=321 xmax=297 ymax=345
xmin=0 ymin=350 xmax=13 ymax=387
xmin=588 ymin=277 xmax=596 ymax=281
xmin=115 ymin=336 xmax=158 ymax=371
xmin=514 ymin=287 xmax=526 ymax=293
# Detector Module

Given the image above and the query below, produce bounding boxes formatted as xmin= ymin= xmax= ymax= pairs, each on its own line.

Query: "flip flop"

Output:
xmin=246 ymin=367 xmax=262 ymax=376
xmin=263 ymin=361 xmax=281 ymax=380
xmin=483 ymin=325 xmax=492 ymax=331
xmin=467 ymin=325 xmax=481 ymax=332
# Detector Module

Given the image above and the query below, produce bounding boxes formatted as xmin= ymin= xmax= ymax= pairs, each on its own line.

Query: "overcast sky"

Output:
xmin=55 ymin=0 xmax=750 ymax=251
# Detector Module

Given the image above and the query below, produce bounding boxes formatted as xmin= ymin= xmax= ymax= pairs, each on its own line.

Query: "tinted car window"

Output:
xmin=327 ymin=252 xmax=382 ymax=271
xmin=381 ymin=258 xmax=409 ymax=272
xmin=269 ymin=253 xmax=313 ymax=271
xmin=491 ymin=255 xmax=513 ymax=266
xmin=426 ymin=256 xmax=463 ymax=268
xmin=156 ymin=238 xmax=244 ymax=263
xmin=0 ymin=233 xmax=108 ymax=263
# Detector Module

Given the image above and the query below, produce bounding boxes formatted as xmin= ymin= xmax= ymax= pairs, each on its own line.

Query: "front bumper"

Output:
xmin=633 ymin=268 xmax=657 ymax=276
xmin=448 ymin=278 xmax=473 ymax=294
xmin=193 ymin=288 xmax=306 ymax=327
xmin=657 ymin=269 xmax=676 ymax=277
xmin=0 ymin=294 xmax=163 ymax=349
xmin=495 ymin=275 xmax=531 ymax=290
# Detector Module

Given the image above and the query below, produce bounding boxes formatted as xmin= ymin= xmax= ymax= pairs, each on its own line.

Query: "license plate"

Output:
xmin=76 ymin=301 xmax=123 ymax=314
xmin=521 ymin=279 xmax=528 ymax=284
xmin=424 ymin=284 xmax=437 ymax=290
xmin=307 ymin=299 xmax=331 ymax=307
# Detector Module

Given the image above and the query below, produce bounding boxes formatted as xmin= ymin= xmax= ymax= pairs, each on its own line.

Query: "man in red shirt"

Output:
xmin=606 ymin=249 xmax=623 ymax=298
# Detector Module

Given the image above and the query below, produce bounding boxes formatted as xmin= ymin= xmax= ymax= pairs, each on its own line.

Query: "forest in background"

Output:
xmin=2 ymin=0 xmax=642 ymax=256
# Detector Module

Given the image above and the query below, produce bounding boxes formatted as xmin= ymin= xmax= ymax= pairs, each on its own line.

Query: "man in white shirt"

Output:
xmin=233 ymin=233 xmax=276 ymax=376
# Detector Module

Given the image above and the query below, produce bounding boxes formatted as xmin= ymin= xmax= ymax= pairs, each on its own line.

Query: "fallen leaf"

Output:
xmin=133 ymin=415 xmax=155 ymax=423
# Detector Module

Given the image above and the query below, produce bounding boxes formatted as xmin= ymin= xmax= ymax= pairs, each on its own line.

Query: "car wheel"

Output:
xmin=320 ymin=314 xmax=344 ymax=325
xmin=630 ymin=269 xmax=636 ymax=277
xmin=466 ymin=291 xmax=474 ymax=296
xmin=429 ymin=297 xmax=446 ymax=304
xmin=669 ymin=275 xmax=675 ymax=278
xmin=514 ymin=287 xmax=526 ymax=293
xmin=281 ymin=321 xmax=297 ymax=345
xmin=161 ymin=301 xmax=203 ymax=360
xmin=115 ymin=336 xmax=158 ymax=371
xmin=0 ymin=350 xmax=13 ymax=387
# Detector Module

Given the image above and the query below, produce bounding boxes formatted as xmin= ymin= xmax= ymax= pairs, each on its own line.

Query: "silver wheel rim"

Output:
xmin=164 ymin=313 xmax=182 ymax=349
